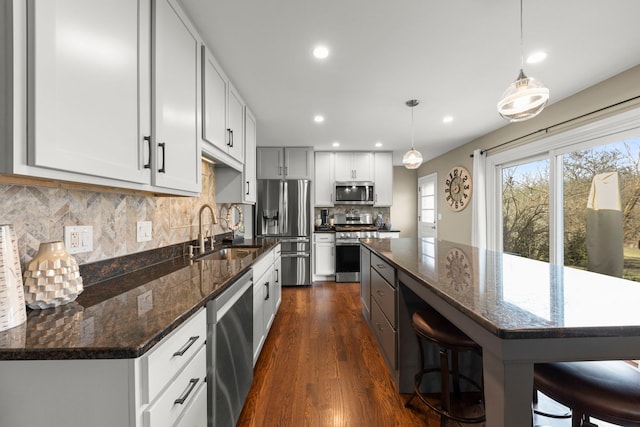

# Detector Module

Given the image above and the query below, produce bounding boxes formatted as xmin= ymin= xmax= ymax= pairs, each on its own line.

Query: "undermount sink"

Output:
xmin=197 ymin=246 xmax=259 ymax=261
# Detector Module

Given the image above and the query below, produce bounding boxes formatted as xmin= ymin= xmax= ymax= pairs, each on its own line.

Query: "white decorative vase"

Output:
xmin=23 ymin=241 xmax=84 ymax=309
xmin=0 ymin=224 xmax=27 ymax=331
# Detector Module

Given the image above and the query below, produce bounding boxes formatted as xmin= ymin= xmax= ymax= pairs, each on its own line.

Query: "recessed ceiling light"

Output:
xmin=332 ymin=141 xmax=340 ymax=147
xmin=314 ymin=115 xmax=325 ymax=123
xmin=526 ymin=51 xmax=547 ymax=64
xmin=313 ymin=45 xmax=330 ymax=59
xmin=443 ymin=116 xmax=454 ymax=123
xmin=375 ymin=142 xmax=382 ymax=147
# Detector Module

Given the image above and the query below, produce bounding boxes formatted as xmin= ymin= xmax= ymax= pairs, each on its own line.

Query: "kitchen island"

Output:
xmin=361 ymin=237 xmax=640 ymax=427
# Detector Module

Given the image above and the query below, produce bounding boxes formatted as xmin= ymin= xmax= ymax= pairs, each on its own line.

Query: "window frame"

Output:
xmin=486 ymin=107 xmax=640 ymax=265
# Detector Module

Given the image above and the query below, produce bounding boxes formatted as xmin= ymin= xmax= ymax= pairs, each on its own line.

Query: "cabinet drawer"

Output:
xmin=174 ymin=376 xmax=207 ymax=427
xmin=144 ymin=344 xmax=206 ymax=427
xmin=371 ymin=299 xmax=397 ymax=371
xmin=313 ymin=233 xmax=335 ymax=243
xmin=143 ymin=309 xmax=206 ymax=404
xmin=371 ymin=268 xmax=396 ymax=328
xmin=252 ymin=249 xmax=274 ymax=281
xmin=371 ymin=253 xmax=395 ymax=287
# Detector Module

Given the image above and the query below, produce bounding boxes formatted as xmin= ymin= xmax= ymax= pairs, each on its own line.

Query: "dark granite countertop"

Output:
xmin=361 ymin=238 xmax=640 ymax=340
xmin=0 ymin=238 xmax=279 ymax=360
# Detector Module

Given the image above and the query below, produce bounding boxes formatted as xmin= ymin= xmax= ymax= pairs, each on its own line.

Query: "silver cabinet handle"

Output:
xmin=173 ymin=336 xmax=199 ymax=357
xmin=174 ymin=378 xmax=199 ymax=405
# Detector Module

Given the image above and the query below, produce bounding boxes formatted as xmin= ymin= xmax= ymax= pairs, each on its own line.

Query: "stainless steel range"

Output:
xmin=334 ymin=213 xmax=378 ymax=282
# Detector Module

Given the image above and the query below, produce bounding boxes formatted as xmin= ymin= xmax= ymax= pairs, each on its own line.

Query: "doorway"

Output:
xmin=418 ymin=173 xmax=437 ymax=239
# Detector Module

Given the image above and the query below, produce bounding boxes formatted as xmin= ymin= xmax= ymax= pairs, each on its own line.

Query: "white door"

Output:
xmin=418 ymin=173 xmax=437 ymax=238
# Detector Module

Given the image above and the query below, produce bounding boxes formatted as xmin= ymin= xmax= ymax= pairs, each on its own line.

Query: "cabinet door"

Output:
xmin=360 ymin=246 xmax=371 ymax=319
xmin=273 ymin=252 xmax=282 ymax=311
xmin=243 ymin=108 xmax=257 ymax=203
xmin=314 ymin=243 xmax=335 ymax=276
xmin=257 ymin=147 xmax=283 ymax=179
xmin=264 ymin=266 xmax=275 ymax=331
xmin=374 ymin=152 xmax=393 ymax=206
xmin=314 ymin=152 xmax=334 ymax=206
xmin=227 ymin=84 xmax=245 ymax=162
xmin=352 ymin=152 xmax=373 ymax=181
xmin=284 ymin=147 xmax=312 ymax=179
xmin=334 ymin=152 xmax=353 ymax=181
xmin=152 ymin=0 xmax=201 ymax=193
xmin=202 ymin=46 xmax=228 ymax=153
xmin=28 ymin=0 xmax=148 ymax=184
xmin=252 ymin=279 xmax=265 ymax=365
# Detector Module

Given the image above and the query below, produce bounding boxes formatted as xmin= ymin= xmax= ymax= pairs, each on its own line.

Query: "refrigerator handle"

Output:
xmin=281 ymin=253 xmax=310 ymax=258
xmin=280 ymin=180 xmax=288 ymax=235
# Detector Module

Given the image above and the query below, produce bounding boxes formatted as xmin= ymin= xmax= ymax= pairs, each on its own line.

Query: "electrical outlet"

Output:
xmin=64 ymin=225 xmax=93 ymax=254
xmin=137 ymin=221 xmax=152 ymax=242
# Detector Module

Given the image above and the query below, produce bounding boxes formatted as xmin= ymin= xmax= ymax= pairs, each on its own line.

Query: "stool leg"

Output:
xmin=440 ymin=348 xmax=450 ymax=427
xmin=451 ymin=350 xmax=461 ymax=399
xmin=405 ymin=332 xmax=426 ymax=408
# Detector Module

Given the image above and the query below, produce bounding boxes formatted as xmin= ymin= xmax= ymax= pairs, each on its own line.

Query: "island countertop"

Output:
xmin=0 ymin=238 xmax=279 ymax=360
xmin=361 ymin=237 xmax=640 ymax=339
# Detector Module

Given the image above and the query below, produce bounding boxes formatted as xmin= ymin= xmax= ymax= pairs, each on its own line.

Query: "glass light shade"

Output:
xmin=497 ymin=69 xmax=549 ymax=122
xmin=403 ymin=148 xmax=423 ymax=169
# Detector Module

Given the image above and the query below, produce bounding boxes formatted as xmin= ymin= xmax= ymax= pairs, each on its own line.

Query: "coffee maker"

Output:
xmin=320 ymin=209 xmax=329 ymax=225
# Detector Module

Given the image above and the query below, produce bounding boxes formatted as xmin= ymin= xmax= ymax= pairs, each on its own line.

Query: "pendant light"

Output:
xmin=497 ymin=0 xmax=549 ymax=122
xmin=403 ymin=99 xmax=423 ymax=169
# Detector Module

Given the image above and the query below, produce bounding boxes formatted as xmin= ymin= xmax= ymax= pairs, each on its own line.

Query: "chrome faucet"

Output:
xmin=197 ymin=204 xmax=218 ymax=254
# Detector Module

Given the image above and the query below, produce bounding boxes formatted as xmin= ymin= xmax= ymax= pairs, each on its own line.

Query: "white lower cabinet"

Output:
xmin=313 ymin=233 xmax=335 ymax=280
xmin=0 ymin=308 xmax=207 ymax=427
xmin=252 ymin=244 xmax=282 ymax=365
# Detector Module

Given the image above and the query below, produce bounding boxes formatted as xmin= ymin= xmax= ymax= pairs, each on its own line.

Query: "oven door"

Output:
xmin=335 ymin=241 xmax=361 ymax=282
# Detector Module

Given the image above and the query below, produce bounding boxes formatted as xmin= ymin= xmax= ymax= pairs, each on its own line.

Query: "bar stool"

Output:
xmin=534 ymin=360 xmax=640 ymax=426
xmin=405 ymin=309 xmax=485 ymax=426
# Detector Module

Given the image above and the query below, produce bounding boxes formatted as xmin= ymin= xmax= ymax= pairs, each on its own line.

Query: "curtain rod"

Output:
xmin=470 ymin=94 xmax=640 ymax=158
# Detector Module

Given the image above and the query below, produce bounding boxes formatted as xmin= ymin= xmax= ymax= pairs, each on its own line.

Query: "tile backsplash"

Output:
xmin=0 ymin=161 xmax=232 ymax=267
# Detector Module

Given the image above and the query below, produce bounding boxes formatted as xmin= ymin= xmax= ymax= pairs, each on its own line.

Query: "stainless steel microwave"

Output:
xmin=334 ymin=181 xmax=374 ymax=204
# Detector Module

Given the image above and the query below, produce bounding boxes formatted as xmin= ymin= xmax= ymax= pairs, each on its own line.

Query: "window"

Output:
xmin=487 ymin=107 xmax=640 ymax=281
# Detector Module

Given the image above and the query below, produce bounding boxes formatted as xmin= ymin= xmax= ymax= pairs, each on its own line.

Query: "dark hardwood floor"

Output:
xmin=237 ymin=281 xmax=570 ymax=427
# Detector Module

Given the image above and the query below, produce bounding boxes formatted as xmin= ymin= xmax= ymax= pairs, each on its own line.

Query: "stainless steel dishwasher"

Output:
xmin=206 ymin=270 xmax=253 ymax=427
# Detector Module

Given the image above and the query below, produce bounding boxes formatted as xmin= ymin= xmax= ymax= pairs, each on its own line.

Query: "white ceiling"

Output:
xmin=178 ymin=0 xmax=640 ymax=165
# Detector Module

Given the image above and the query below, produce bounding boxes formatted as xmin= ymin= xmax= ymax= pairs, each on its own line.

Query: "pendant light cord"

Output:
xmin=411 ymin=105 xmax=415 ymax=149
xmin=520 ymin=0 xmax=524 ymax=69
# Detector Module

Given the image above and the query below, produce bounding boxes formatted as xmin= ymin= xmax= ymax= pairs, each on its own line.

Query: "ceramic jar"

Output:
xmin=23 ymin=241 xmax=84 ymax=309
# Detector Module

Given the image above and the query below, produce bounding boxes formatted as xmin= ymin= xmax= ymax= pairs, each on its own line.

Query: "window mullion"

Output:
xmin=549 ymin=151 xmax=564 ymax=265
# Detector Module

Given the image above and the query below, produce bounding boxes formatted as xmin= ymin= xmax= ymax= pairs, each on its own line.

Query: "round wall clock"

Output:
xmin=444 ymin=166 xmax=472 ymax=211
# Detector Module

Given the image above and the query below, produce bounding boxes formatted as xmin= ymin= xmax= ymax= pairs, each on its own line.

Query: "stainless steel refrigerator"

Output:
xmin=256 ymin=179 xmax=311 ymax=286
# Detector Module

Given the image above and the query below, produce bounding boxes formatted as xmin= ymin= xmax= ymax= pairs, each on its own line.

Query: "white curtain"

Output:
xmin=471 ymin=149 xmax=487 ymax=249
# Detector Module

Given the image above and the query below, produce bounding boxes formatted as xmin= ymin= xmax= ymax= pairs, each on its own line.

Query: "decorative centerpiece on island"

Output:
xmin=23 ymin=241 xmax=83 ymax=309
xmin=0 ymin=224 xmax=27 ymax=331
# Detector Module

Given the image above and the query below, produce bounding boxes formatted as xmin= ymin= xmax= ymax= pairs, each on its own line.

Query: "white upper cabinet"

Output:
xmin=201 ymin=46 xmax=228 ymax=158
xmin=27 ymin=0 xmax=149 ymax=185
xmin=334 ymin=152 xmax=373 ymax=181
xmin=227 ymin=84 xmax=245 ymax=162
xmin=201 ymin=45 xmax=245 ymax=170
xmin=216 ymin=106 xmax=256 ymax=204
xmin=151 ymin=0 xmax=201 ymax=193
xmin=373 ymin=152 xmax=393 ymax=206
xmin=243 ymin=108 xmax=257 ymax=203
xmin=314 ymin=152 xmax=334 ymax=206
xmin=3 ymin=0 xmax=201 ymax=195
xmin=257 ymin=147 xmax=313 ymax=180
